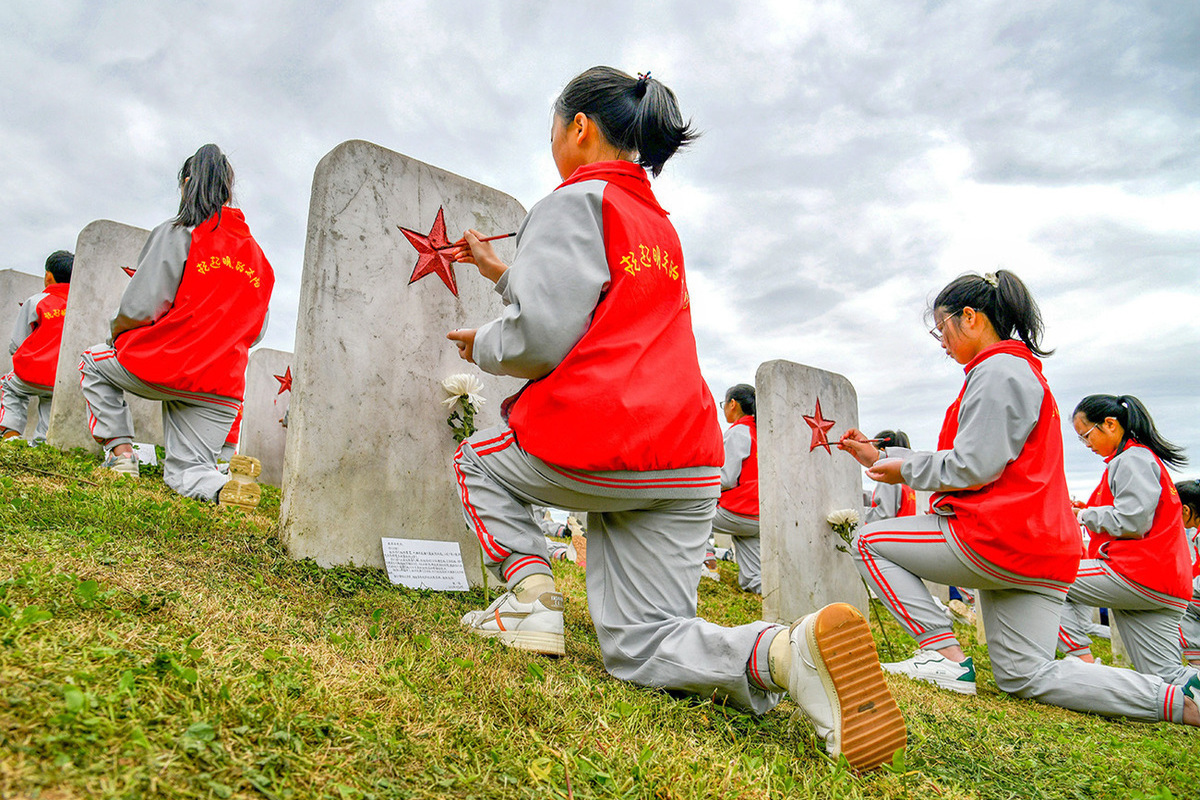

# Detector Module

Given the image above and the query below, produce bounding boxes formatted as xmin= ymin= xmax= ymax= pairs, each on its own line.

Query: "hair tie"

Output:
xmin=983 ymin=272 xmax=999 ymax=288
xmin=635 ymin=71 xmax=651 ymax=98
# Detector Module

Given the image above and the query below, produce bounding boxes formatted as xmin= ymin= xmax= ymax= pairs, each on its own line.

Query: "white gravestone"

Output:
xmin=757 ymin=360 xmax=869 ymax=623
xmin=47 ymin=221 xmax=165 ymax=453
xmin=280 ymin=140 xmax=525 ymax=583
xmin=241 ymin=348 xmax=292 ymax=487
xmin=0 ymin=269 xmax=49 ymax=438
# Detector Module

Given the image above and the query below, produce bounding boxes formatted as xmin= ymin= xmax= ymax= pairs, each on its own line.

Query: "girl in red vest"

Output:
xmin=447 ymin=67 xmax=905 ymax=769
xmin=712 ymin=384 xmax=761 ymax=593
xmin=1177 ymin=480 xmax=1200 ymax=665
xmin=1 ymin=250 xmax=72 ymax=442
xmin=839 ymin=270 xmax=1199 ymax=726
xmin=1061 ymin=395 xmax=1199 ymax=690
xmin=79 ymin=144 xmax=273 ymax=508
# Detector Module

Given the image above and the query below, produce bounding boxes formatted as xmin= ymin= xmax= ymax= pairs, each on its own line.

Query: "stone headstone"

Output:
xmin=757 ymin=359 xmax=869 ymax=623
xmin=1109 ymin=616 xmax=1127 ymax=665
xmin=241 ymin=348 xmax=292 ymax=487
xmin=280 ymin=140 xmax=525 ymax=583
xmin=0 ymin=269 xmax=49 ymax=438
xmin=47 ymin=221 xmax=165 ymax=452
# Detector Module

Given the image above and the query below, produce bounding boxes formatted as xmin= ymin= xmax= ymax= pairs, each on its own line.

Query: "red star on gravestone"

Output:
xmin=121 ymin=266 xmax=136 ymax=277
xmin=803 ymin=398 xmax=837 ymax=454
xmin=398 ymin=206 xmax=459 ymax=296
xmin=274 ymin=366 xmax=292 ymax=395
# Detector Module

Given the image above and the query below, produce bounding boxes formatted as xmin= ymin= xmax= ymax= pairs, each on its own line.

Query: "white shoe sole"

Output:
xmin=471 ymin=626 xmax=565 ymax=657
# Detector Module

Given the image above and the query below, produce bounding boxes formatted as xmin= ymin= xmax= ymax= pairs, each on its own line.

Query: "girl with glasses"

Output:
xmin=1060 ymin=395 xmax=1197 ymax=692
xmin=1174 ymin=480 xmax=1200 ymax=666
xmin=838 ymin=270 xmax=1200 ymax=726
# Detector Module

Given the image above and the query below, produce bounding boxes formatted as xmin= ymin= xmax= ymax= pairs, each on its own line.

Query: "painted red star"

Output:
xmin=399 ymin=206 xmax=459 ymax=296
xmin=274 ymin=366 xmax=292 ymax=395
xmin=121 ymin=266 xmax=136 ymax=277
xmin=803 ymin=398 xmax=837 ymax=454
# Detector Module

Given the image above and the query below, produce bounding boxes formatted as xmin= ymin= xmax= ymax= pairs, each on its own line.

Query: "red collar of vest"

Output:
xmin=962 ymin=339 xmax=1043 ymax=376
xmin=195 ymin=207 xmax=250 ymax=236
xmin=731 ymin=414 xmax=755 ymax=430
xmin=44 ymin=282 xmax=70 ymax=299
xmin=557 ymin=161 xmax=667 ymax=216
xmin=1103 ymin=439 xmax=1145 ymax=465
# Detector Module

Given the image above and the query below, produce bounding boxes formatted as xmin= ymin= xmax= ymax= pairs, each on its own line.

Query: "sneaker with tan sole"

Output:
xmin=461 ymin=589 xmax=566 ymax=656
xmin=788 ymin=603 xmax=908 ymax=770
xmin=218 ymin=454 xmax=262 ymax=510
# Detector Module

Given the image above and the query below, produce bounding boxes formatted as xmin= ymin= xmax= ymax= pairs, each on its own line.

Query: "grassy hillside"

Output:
xmin=0 ymin=445 xmax=1195 ymax=799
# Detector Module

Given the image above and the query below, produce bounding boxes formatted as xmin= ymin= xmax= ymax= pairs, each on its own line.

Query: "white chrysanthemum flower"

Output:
xmin=826 ymin=509 xmax=860 ymax=527
xmin=441 ymin=373 xmax=486 ymax=409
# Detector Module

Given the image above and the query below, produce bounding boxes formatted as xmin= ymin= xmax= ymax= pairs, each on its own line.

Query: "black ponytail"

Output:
xmin=932 ymin=269 xmax=1051 ymax=357
xmin=1074 ymin=394 xmax=1187 ymax=468
xmin=174 ymin=144 xmax=234 ymax=228
xmin=873 ymin=430 xmax=911 ymax=449
xmin=554 ymin=66 xmax=698 ymax=177
xmin=725 ymin=384 xmax=755 ymax=416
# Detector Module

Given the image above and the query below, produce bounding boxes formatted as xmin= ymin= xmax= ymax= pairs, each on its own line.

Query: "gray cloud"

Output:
xmin=1 ymin=0 xmax=1197 ymax=496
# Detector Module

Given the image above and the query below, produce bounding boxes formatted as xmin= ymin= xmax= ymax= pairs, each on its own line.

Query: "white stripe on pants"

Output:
xmin=1060 ymin=560 xmax=1198 ymax=686
xmin=0 ymin=372 xmax=51 ymax=440
xmin=453 ymin=426 xmax=783 ymax=714
xmin=853 ymin=513 xmax=1185 ymax=723
xmin=712 ymin=507 xmax=761 ymax=593
xmin=79 ymin=345 xmax=238 ymax=502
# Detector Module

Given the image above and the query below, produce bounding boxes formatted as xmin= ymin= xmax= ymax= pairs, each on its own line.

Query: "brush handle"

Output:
xmin=436 ymin=232 xmax=516 ymax=251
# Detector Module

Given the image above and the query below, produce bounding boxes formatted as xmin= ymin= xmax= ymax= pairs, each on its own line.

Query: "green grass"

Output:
xmin=0 ymin=445 xmax=1196 ymax=799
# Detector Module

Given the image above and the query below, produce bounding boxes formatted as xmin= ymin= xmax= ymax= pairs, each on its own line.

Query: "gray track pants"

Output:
xmin=79 ymin=345 xmax=239 ymax=501
xmin=712 ymin=507 xmax=761 ymax=593
xmin=453 ymin=426 xmax=784 ymax=714
xmin=0 ymin=372 xmax=50 ymax=440
xmin=1056 ymin=599 xmax=1110 ymax=655
xmin=1059 ymin=560 xmax=1197 ymax=686
xmin=1183 ymin=598 xmax=1200 ymax=665
xmin=853 ymin=514 xmax=1186 ymax=723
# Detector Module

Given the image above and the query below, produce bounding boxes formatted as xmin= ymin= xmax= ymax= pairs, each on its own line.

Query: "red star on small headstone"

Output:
xmin=803 ymin=398 xmax=837 ymax=454
xmin=399 ymin=206 xmax=459 ymax=296
xmin=274 ymin=366 xmax=292 ymax=395
xmin=121 ymin=266 xmax=136 ymax=277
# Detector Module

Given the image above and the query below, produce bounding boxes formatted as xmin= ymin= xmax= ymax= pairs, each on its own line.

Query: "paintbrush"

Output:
xmin=435 ymin=232 xmax=516 ymax=251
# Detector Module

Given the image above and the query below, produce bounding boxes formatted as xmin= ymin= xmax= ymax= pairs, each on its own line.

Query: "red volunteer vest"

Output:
xmin=508 ymin=162 xmax=724 ymax=472
xmin=719 ymin=415 xmax=759 ymax=516
xmin=12 ymin=282 xmax=69 ymax=388
xmin=898 ymin=485 xmax=917 ymax=517
xmin=932 ymin=341 xmax=1079 ymax=584
xmin=1085 ymin=442 xmax=1191 ymax=601
xmin=115 ymin=209 xmax=273 ymax=400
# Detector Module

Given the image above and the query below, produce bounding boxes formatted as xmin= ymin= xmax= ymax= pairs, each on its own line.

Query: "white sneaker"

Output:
xmin=787 ymin=603 xmax=907 ymax=770
xmin=947 ymin=599 xmax=977 ymax=626
xmin=461 ymin=589 xmax=565 ymax=656
xmin=883 ymin=650 xmax=976 ymax=695
xmin=101 ymin=452 xmax=140 ymax=477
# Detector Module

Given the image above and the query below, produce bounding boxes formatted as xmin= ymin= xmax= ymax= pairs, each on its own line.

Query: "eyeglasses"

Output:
xmin=929 ymin=310 xmax=963 ymax=340
xmin=1077 ymin=423 xmax=1099 ymax=445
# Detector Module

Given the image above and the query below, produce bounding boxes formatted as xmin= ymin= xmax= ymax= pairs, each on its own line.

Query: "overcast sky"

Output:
xmin=2 ymin=0 xmax=1197 ymax=495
